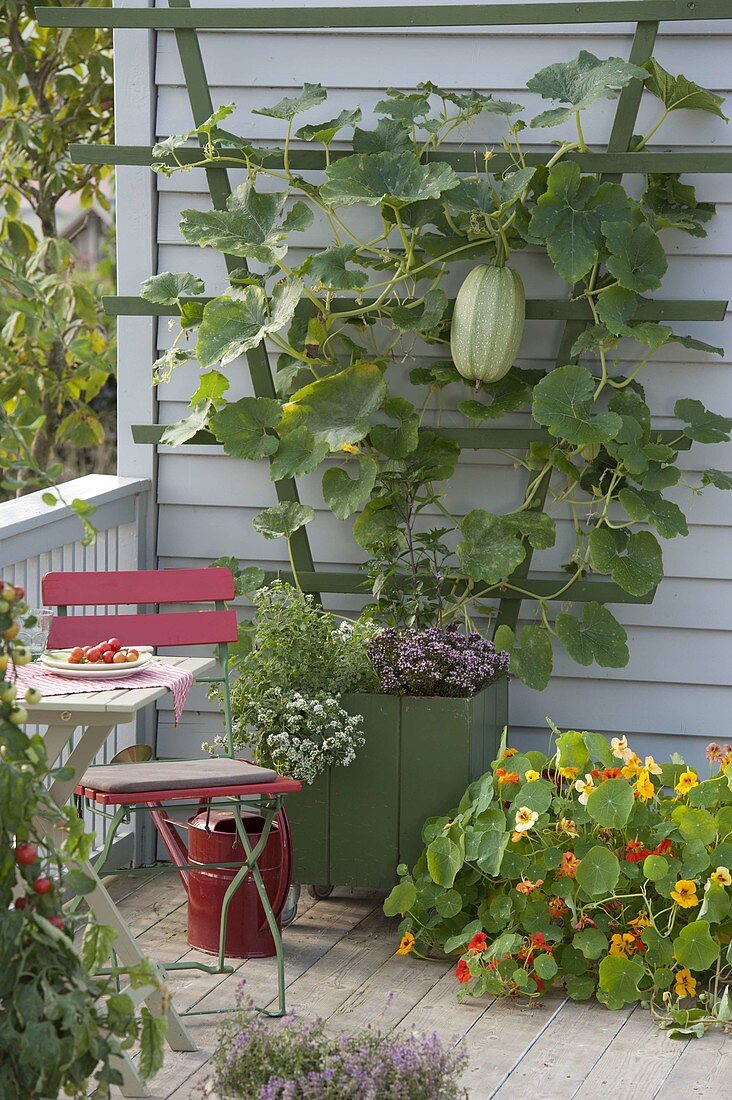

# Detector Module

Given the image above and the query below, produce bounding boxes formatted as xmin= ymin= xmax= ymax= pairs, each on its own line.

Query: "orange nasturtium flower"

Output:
xmin=548 ymin=896 xmax=570 ymax=919
xmin=467 ymin=932 xmax=488 ymax=954
xmin=455 ymin=959 xmax=472 ymax=984
xmin=670 ymin=880 xmax=699 ymax=908
xmin=501 ymin=747 xmax=519 ymax=759
xmin=634 ymin=768 xmax=655 ymax=803
xmin=396 ymin=932 xmax=415 ymax=956
xmin=609 ymin=933 xmax=637 ymax=958
xmin=675 ymin=770 xmax=699 ymax=796
xmin=557 ymin=851 xmax=581 ymax=878
xmin=515 ymin=877 xmax=544 ymax=896
xmin=674 ymin=968 xmax=697 ymax=999
xmin=710 ymin=866 xmax=732 ymax=887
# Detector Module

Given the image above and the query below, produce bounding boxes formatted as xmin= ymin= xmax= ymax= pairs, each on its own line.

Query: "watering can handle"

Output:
xmin=266 ymin=805 xmax=294 ymax=924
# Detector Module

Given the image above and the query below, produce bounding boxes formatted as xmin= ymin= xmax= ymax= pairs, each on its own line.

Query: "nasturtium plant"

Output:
xmin=385 ymin=724 xmax=732 ymax=1037
xmin=143 ymin=52 xmax=731 ymax=686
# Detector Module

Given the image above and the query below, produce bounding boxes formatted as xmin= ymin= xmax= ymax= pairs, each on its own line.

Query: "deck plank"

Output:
xmin=100 ymin=875 xmax=731 ymax=1100
xmin=457 ymin=993 xmax=569 ymax=1096
xmin=491 ymin=998 xmax=634 ymax=1099
xmin=652 ymin=1029 xmax=732 ymax=1099
xmin=572 ymin=1005 xmax=689 ymax=1100
xmin=394 ymin=967 xmax=494 ymax=1046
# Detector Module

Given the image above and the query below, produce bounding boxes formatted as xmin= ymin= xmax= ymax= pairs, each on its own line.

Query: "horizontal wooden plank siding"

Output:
xmin=114 ymin=1 xmax=732 ymax=775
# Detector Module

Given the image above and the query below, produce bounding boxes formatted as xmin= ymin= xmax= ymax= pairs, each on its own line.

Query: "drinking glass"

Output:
xmin=18 ymin=607 xmax=54 ymax=658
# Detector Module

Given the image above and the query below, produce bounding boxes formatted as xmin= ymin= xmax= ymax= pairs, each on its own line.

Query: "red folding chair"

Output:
xmin=42 ymin=567 xmax=300 ymax=1015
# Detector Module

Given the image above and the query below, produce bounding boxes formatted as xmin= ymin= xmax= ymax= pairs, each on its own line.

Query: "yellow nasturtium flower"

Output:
xmin=710 ymin=866 xmax=732 ymax=887
xmin=644 ymin=755 xmax=663 ymax=776
xmin=558 ymin=767 xmax=578 ymax=780
xmin=396 ymin=932 xmax=415 ymax=956
xmin=574 ymin=774 xmax=595 ymax=806
xmin=621 ymin=752 xmax=642 ymax=779
xmin=670 ymin=880 xmax=699 ymax=908
xmin=634 ymin=768 xmax=655 ymax=803
xmin=610 ymin=735 xmax=629 ymax=760
xmin=674 ymin=769 xmax=699 ymax=796
xmin=609 ymin=933 xmax=637 ymax=958
xmin=674 ymin=968 xmax=697 ymax=998
xmin=524 ymin=769 xmax=541 ymax=782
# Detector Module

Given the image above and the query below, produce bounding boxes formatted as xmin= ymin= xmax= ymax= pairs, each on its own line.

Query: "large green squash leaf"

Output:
xmin=197 ymin=279 xmax=301 ymax=366
xmin=140 ymin=270 xmax=205 ymax=304
xmin=528 ymin=50 xmax=648 ymax=128
xmin=643 ymin=59 xmax=728 ymax=120
xmin=369 ymin=397 xmax=420 ymax=458
xmin=556 ymin=602 xmax=629 ymax=668
xmin=456 ymin=510 xmax=526 ymax=583
xmin=529 ymin=163 xmax=630 ymax=281
xmin=320 ymin=151 xmax=459 ymax=208
xmin=252 ymin=501 xmax=314 ymax=540
xmin=181 ymin=184 xmax=311 ymax=266
xmin=532 ymin=364 xmax=622 ymax=445
xmin=674 ymin=399 xmax=732 ymax=444
xmin=305 ymin=244 xmax=369 ymax=290
xmin=589 ymin=528 xmax=663 ymax=597
xmin=253 ymin=82 xmax=328 ymax=120
xmin=281 ymin=362 xmax=387 ymax=449
xmin=618 ymin=488 xmax=688 ymax=540
xmin=269 ymin=426 xmax=329 ymax=481
xmin=602 ymin=221 xmax=667 ymax=293
xmin=296 ymin=107 xmax=362 ymax=144
xmin=322 ymin=455 xmax=378 ymax=520
xmin=494 ymin=624 xmax=553 ymax=691
xmin=210 ymin=396 xmax=281 ymax=460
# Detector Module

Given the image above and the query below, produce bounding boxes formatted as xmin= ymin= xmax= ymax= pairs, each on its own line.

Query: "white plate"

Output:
xmin=40 ymin=651 xmax=154 ymax=679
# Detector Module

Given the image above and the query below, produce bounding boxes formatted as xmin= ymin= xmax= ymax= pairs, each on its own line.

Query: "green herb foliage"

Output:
xmin=146 ymin=54 xmax=731 ymax=686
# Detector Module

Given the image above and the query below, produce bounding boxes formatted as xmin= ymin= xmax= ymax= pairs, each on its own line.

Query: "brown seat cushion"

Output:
xmin=81 ymin=757 xmax=278 ymax=794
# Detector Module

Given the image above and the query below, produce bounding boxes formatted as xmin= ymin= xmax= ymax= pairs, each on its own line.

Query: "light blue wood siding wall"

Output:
xmin=116 ymin=1 xmax=732 ymax=771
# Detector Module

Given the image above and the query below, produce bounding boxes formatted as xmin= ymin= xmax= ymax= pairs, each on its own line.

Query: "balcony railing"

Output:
xmin=0 ymin=474 xmax=152 ymax=863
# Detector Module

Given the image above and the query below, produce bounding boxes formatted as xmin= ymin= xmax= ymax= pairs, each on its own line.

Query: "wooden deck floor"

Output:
xmin=105 ymin=872 xmax=730 ymax=1099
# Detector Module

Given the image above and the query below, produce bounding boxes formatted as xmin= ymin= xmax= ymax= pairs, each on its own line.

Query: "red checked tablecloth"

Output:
xmin=14 ymin=659 xmax=194 ymax=725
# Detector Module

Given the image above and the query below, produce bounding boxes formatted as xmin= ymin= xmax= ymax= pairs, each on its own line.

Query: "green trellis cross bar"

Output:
xmin=35 ymin=0 xmax=731 ymax=631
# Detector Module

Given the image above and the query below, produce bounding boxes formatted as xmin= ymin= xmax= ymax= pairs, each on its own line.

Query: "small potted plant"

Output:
xmin=219 ymin=569 xmax=508 ymax=890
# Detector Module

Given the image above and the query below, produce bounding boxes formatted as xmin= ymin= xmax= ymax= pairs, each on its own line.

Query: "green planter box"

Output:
xmin=286 ymin=678 xmax=508 ymax=890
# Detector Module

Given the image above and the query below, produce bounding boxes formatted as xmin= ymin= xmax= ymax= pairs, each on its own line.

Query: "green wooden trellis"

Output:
xmin=36 ymin=0 xmax=731 ymax=635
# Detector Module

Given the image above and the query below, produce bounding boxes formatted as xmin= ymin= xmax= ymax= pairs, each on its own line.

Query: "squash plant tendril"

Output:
xmin=141 ymin=53 xmax=732 ymax=690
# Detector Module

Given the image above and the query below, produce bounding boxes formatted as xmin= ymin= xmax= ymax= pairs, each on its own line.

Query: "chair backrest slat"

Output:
xmin=42 ymin=568 xmax=234 ymax=607
xmin=47 ymin=610 xmax=239 ymax=650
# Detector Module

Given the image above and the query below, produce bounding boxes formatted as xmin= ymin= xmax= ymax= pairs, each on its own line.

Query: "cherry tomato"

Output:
xmin=14 ymin=843 xmax=38 ymax=866
xmin=100 ymin=642 xmax=112 ymax=655
xmin=108 ymin=637 xmax=122 ymax=652
xmin=69 ymin=646 xmax=85 ymax=662
xmin=86 ymin=647 xmax=101 ymax=663
xmin=25 ymin=687 xmax=42 ymax=706
xmin=14 ymin=896 xmax=28 ymax=910
xmin=48 ymin=915 xmax=64 ymax=930
xmin=112 ymin=651 xmax=127 ymax=664
xmin=102 ymin=650 xmax=114 ymax=663
xmin=33 ymin=876 xmax=53 ymax=895
xmin=125 ymin=649 xmax=139 ymax=662
xmin=14 ymin=585 xmax=24 ymax=600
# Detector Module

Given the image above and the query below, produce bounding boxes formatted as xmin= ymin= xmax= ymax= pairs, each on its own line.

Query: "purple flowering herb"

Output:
xmin=367 ymin=624 xmax=509 ymax=697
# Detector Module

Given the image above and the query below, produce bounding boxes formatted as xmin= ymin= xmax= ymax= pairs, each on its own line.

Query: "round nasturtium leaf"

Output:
xmin=598 ymin=954 xmax=644 ymax=1009
xmin=642 ymin=854 xmax=668 ymax=882
xmin=575 ymin=846 xmax=620 ymax=897
xmin=426 ymin=836 xmax=463 ymax=888
xmin=671 ymin=806 xmax=717 ymax=846
xmin=673 ymin=920 xmax=720 ymax=972
xmin=435 ymin=888 xmax=464 ymax=919
xmin=573 ymin=927 xmax=608 ymax=960
xmin=534 ymin=953 xmax=558 ymax=980
xmin=565 ymin=973 xmax=596 ymax=1001
xmin=586 ymin=778 xmax=635 ymax=830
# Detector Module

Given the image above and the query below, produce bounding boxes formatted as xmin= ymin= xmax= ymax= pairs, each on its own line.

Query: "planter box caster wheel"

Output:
xmin=308 ymin=884 xmax=334 ymax=900
xmin=281 ymin=884 xmax=300 ymax=928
